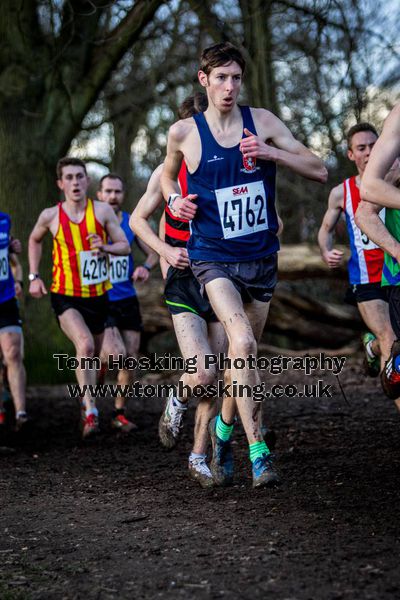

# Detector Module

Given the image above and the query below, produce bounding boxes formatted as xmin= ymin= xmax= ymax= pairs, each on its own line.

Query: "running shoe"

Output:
xmin=111 ymin=412 xmax=137 ymax=433
xmin=158 ymin=388 xmax=187 ymax=449
xmin=362 ymin=332 xmax=380 ymax=377
xmin=188 ymin=456 xmax=214 ymax=489
xmin=208 ymin=416 xmax=234 ymax=486
xmin=82 ymin=413 xmax=100 ymax=439
xmin=381 ymin=339 xmax=400 ymax=400
xmin=252 ymin=453 xmax=280 ymax=488
xmin=15 ymin=412 xmax=30 ymax=432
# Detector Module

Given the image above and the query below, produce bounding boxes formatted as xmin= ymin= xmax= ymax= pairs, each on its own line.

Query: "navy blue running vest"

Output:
xmin=0 ymin=212 xmax=15 ymax=304
xmin=186 ymin=105 xmax=279 ymax=262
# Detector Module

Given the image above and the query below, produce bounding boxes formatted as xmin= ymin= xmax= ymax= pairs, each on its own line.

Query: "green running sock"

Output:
xmin=249 ymin=440 xmax=270 ymax=462
xmin=215 ymin=414 xmax=234 ymax=442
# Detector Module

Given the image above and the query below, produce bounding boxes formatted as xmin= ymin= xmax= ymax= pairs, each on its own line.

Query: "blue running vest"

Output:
xmin=187 ymin=106 xmax=279 ymax=262
xmin=0 ymin=212 xmax=15 ymax=304
xmin=108 ymin=211 xmax=136 ymax=301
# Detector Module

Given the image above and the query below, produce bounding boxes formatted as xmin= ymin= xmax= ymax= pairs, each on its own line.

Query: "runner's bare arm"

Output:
xmin=131 ymin=165 xmax=189 ymax=270
xmin=161 ymin=122 xmax=198 ymax=220
xmin=91 ymin=203 xmax=130 ymax=255
xmin=317 ymin=185 xmax=345 ymax=268
xmin=133 ymin=237 xmax=159 ymax=283
xmin=158 ymin=212 xmax=170 ymax=279
xmin=355 ymin=200 xmax=399 ymax=260
xmin=10 ymin=253 xmax=23 ymax=298
xmin=360 ymin=104 xmax=400 ymax=208
xmin=242 ymin=109 xmax=327 ymax=183
xmin=28 ymin=208 xmax=54 ymax=297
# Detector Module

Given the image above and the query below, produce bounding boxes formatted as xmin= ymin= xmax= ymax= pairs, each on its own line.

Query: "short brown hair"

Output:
xmin=178 ymin=92 xmax=208 ymax=119
xmin=56 ymin=157 xmax=87 ymax=180
xmin=99 ymin=173 xmax=125 ymax=190
xmin=200 ymin=42 xmax=246 ymax=76
xmin=347 ymin=122 xmax=378 ymax=149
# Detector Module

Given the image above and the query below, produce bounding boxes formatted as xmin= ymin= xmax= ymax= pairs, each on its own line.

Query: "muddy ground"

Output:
xmin=0 ymin=355 xmax=399 ymax=600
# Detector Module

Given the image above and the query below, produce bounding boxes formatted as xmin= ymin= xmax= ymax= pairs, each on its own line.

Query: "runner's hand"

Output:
xmin=86 ymin=233 xmax=105 ymax=253
xmin=29 ymin=278 xmax=47 ymax=298
xmin=14 ymin=281 xmax=23 ymax=298
xmin=10 ymin=238 xmax=22 ymax=254
xmin=132 ymin=266 xmax=150 ymax=283
xmin=322 ymin=249 xmax=344 ymax=268
xmin=240 ymin=128 xmax=277 ymax=161
xmin=171 ymin=195 xmax=198 ymax=220
xmin=165 ymin=246 xmax=190 ymax=270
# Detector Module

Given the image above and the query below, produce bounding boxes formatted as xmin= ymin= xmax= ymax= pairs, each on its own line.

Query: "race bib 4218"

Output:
xmin=79 ymin=250 xmax=108 ymax=286
xmin=215 ymin=181 xmax=268 ymax=240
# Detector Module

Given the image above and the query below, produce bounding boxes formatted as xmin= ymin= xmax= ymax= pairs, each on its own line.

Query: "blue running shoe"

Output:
xmin=252 ymin=453 xmax=280 ymax=488
xmin=208 ymin=416 xmax=234 ymax=486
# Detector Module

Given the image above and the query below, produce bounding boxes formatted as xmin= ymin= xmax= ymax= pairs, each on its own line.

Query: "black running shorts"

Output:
xmin=164 ymin=267 xmax=218 ymax=322
xmin=0 ymin=297 xmax=22 ymax=332
xmin=386 ymin=286 xmax=400 ymax=338
xmin=105 ymin=296 xmax=143 ymax=332
xmin=190 ymin=253 xmax=278 ymax=303
xmin=345 ymin=282 xmax=388 ymax=305
xmin=51 ymin=292 xmax=109 ymax=335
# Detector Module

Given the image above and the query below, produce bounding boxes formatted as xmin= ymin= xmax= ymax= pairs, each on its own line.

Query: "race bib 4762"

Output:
xmin=215 ymin=181 xmax=268 ymax=240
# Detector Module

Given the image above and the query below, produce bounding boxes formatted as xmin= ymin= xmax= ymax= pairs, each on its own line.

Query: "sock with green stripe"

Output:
xmin=215 ymin=414 xmax=234 ymax=442
xmin=249 ymin=440 xmax=270 ymax=462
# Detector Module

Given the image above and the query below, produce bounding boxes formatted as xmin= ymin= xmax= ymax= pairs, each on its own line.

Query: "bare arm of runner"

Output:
xmin=28 ymin=207 xmax=55 ymax=297
xmin=241 ymin=109 xmax=328 ymax=183
xmin=360 ymin=104 xmax=400 ymax=209
xmin=89 ymin=202 xmax=130 ymax=255
xmin=158 ymin=212 xmax=170 ymax=279
xmin=10 ymin=253 xmax=23 ymax=298
xmin=317 ymin=185 xmax=345 ymax=268
xmin=355 ymin=199 xmax=399 ymax=259
xmin=133 ymin=237 xmax=159 ymax=283
xmin=130 ymin=165 xmax=189 ymax=270
xmin=161 ymin=121 xmax=198 ymax=220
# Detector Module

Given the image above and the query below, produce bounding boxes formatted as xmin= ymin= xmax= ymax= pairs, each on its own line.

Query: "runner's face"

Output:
xmin=198 ymin=62 xmax=242 ymax=113
xmin=97 ymin=177 xmax=124 ymax=213
xmin=57 ymin=166 xmax=89 ymax=203
xmin=348 ymin=131 xmax=378 ymax=175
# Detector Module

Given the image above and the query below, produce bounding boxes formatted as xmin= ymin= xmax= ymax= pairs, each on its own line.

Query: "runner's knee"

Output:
xmin=230 ymin=333 xmax=257 ymax=358
xmin=2 ymin=340 xmax=22 ymax=365
xmin=76 ymin=337 xmax=95 ymax=358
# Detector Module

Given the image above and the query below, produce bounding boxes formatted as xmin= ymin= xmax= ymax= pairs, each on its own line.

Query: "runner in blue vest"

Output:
xmin=161 ymin=42 xmax=327 ymax=488
xmin=0 ymin=212 xmax=28 ymax=430
xmin=97 ymin=174 xmax=158 ymax=432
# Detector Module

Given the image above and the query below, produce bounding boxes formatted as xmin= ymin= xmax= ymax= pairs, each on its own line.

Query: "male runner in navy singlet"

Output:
xmin=161 ymin=43 xmax=327 ymax=488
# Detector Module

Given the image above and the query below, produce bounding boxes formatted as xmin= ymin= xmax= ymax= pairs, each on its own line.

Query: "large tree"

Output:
xmin=0 ymin=0 xmax=163 ymax=239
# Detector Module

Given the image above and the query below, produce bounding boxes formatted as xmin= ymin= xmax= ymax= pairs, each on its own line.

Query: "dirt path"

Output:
xmin=1 ymin=356 xmax=399 ymax=599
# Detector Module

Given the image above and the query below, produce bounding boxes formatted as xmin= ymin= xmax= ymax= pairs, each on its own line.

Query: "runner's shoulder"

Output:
xmin=38 ymin=205 xmax=58 ymax=226
xmin=328 ymin=183 xmax=345 ymax=209
xmin=93 ymin=199 xmax=114 ymax=220
xmin=250 ymin=107 xmax=286 ymax=138
xmin=169 ymin=118 xmax=196 ymax=144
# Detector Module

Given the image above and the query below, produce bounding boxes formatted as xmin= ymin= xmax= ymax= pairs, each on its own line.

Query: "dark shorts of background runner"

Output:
xmin=164 ymin=267 xmax=218 ymax=322
xmin=386 ymin=286 xmax=400 ymax=338
xmin=105 ymin=296 xmax=143 ymax=332
xmin=0 ymin=297 xmax=22 ymax=330
xmin=190 ymin=253 xmax=278 ymax=303
xmin=51 ymin=292 xmax=108 ymax=335
xmin=344 ymin=282 xmax=388 ymax=306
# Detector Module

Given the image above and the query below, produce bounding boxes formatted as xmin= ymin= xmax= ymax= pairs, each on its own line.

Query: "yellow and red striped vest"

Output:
xmin=51 ymin=199 xmax=111 ymax=297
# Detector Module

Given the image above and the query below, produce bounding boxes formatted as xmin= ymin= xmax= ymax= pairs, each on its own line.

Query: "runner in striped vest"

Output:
xmin=28 ymin=157 xmax=130 ymax=439
xmin=318 ymin=122 xmax=395 ymax=379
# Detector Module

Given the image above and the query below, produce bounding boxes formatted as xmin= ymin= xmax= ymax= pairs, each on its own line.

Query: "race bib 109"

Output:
xmin=79 ymin=250 xmax=108 ymax=286
xmin=0 ymin=247 xmax=9 ymax=282
xmin=109 ymin=255 xmax=130 ymax=284
xmin=215 ymin=181 xmax=268 ymax=240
